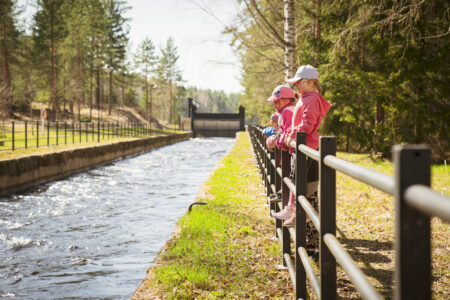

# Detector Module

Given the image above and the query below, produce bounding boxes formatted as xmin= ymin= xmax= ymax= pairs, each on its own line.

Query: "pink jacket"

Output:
xmin=288 ymin=91 xmax=331 ymax=150
xmin=276 ymin=104 xmax=294 ymax=149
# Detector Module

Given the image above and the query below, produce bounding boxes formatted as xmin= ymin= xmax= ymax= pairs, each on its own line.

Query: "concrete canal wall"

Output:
xmin=0 ymin=133 xmax=191 ymax=196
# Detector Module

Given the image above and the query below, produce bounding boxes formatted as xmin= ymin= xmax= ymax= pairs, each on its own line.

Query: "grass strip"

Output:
xmin=133 ymin=132 xmax=293 ymax=299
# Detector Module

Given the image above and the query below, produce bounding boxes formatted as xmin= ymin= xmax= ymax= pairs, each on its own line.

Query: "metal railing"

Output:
xmin=0 ymin=121 xmax=180 ymax=152
xmin=248 ymin=124 xmax=449 ymax=300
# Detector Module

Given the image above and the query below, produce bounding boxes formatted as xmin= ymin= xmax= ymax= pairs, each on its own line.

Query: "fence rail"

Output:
xmin=248 ymin=124 xmax=449 ymax=300
xmin=0 ymin=121 xmax=179 ymax=152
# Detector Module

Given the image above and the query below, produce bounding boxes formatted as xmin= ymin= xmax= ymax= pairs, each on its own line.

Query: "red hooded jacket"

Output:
xmin=287 ymin=91 xmax=332 ymax=150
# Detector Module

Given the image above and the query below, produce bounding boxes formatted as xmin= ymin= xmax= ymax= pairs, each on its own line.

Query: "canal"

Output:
xmin=0 ymin=137 xmax=234 ymax=299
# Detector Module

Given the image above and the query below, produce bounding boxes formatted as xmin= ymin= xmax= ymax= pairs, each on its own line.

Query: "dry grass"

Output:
xmin=334 ymin=153 xmax=449 ymax=299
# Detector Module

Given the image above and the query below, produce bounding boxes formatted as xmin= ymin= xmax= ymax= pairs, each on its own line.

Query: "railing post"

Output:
xmin=97 ymin=121 xmax=100 ymax=142
xmin=281 ymin=149 xmax=291 ymax=265
xmin=25 ymin=121 xmax=28 ymax=149
xmin=295 ymin=132 xmax=307 ymax=300
xmin=64 ymin=122 xmax=67 ymax=145
xmin=12 ymin=121 xmax=15 ymax=151
xmin=275 ymin=148 xmax=282 ymax=235
xmin=56 ymin=121 xmax=59 ymax=146
xmin=319 ymin=136 xmax=336 ymax=299
xmin=393 ymin=145 xmax=431 ymax=300
xmin=85 ymin=122 xmax=88 ymax=142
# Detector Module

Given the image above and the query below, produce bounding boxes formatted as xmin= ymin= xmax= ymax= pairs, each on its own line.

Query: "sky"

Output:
xmin=17 ymin=0 xmax=244 ymax=94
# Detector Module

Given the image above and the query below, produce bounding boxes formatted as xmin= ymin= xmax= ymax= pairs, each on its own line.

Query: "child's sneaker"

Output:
xmin=283 ymin=214 xmax=296 ymax=227
xmin=272 ymin=206 xmax=294 ymax=220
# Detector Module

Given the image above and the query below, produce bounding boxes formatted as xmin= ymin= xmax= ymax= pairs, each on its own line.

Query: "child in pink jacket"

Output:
xmin=266 ymin=85 xmax=295 ymax=151
xmin=282 ymin=65 xmax=332 ymax=258
xmin=266 ymin=85 xmax=297 ymax=219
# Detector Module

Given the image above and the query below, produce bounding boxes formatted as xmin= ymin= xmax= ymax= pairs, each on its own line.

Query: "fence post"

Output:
xmin=56 ymin=121 xmax=59 ymax=145
xmin=25 ymin=121 xmax=28 ymax=149
xmin=393 ymin=145 xmax=431 ymax=300
xmin=295 ymin=132 xmax=307 ymax=299
xmin=12 ymin=121 xmax=15 ymax=151
xmin=275 ymin=148 xmax=282 ymax=235
xmin=319 ymin=136 xmax=336 ymax=299
xmin=36 ymin=121 xmax=39 ymax=148
xmin=64 ymin=122 xmax=67 ymax=145
xmin=281 ymin=149 xmax=291 ymax=265
xmin=97 ymin=121 xmax=100 ymax=142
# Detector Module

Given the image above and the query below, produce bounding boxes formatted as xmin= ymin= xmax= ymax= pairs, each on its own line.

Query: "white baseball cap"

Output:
xmin=286 ymin=64 xmax=319 ymax=83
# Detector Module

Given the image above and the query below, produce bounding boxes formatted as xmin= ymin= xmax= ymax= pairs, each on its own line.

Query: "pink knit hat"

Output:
xmin=266 ymin=85 xmax=295 ymax=102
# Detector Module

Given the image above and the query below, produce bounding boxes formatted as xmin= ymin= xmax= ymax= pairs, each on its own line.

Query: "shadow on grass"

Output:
xmin=336 ymin=227 xmax=394 ymax=299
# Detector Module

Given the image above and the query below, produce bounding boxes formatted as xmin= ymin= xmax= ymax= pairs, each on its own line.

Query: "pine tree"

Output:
xmin=103 ymin=0 xmax=130 ymax=115
xmin=134 ymin=37 xmax=157 ymax=118
xmin=157 ymin=37 xmax=182 ymax=124
xmin=33 ymin=0 xmax=67 ymax=120
xmin=0 ymin=0 xmax=19 ymax=119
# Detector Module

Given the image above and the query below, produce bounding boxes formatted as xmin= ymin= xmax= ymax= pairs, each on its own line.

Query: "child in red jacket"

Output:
xmin=283 ymin=65 xmax=332 ymax=258
xmin=266 ymin=85 xmax=297 ymax=220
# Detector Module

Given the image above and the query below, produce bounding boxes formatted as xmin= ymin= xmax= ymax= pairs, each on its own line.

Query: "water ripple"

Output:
xmin=0 ymin=137 xmax=233 ymax=299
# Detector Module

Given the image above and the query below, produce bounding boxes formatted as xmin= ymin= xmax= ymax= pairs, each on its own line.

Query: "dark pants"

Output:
xmin=290 ymin=153 xmax=319 ymax=252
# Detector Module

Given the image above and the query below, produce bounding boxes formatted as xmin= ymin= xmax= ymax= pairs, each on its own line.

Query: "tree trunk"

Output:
xmin=50 ymin=19 xmax=58 ymax=121
xmin=0 ymin=11 xmax=12 ymax=119
xmin=121 ymin=73 xmax=125 ymax=107
xmin=145 ymin=75 xmax=148 ymax=116
xmin=108 ymin=71 xmax=112 ymax=115
xmin=284 ymin=0 xmax=295 ymax=80
xmin=169 ymin=80 xmax=173 ymax=124
xmin=313 ymin=0 xmax=321 ymax=65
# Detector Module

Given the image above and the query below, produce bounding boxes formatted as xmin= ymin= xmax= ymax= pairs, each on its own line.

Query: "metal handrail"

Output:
xmin=298 ymin=195 xmax=320 ymax=231
xmin=324 ymin=234 xmax=383 ymax=300
xmin=298 ymin=144 xmax=319 ymax=161
xmin=324 ymin=155 xmax=395 ymax=195
xmin=404 ymin=185 xmax=450 ymax=221
xmin=0 ymin=121 xmax=176 ymax=153
xmin=298 ymin=246 xmax=320 ymax=298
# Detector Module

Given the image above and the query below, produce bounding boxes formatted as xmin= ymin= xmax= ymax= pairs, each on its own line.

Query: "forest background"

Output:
xmin=0 ymin=0 xmax=448 ymax=161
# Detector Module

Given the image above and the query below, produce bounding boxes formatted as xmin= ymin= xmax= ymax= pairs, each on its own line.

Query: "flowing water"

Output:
xmin=0 ymin=138 xmax=234 ymax=299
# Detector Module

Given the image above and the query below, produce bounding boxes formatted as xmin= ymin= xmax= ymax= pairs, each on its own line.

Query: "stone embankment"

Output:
xmin=0 ymin=133 xmax=191 ymax=196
